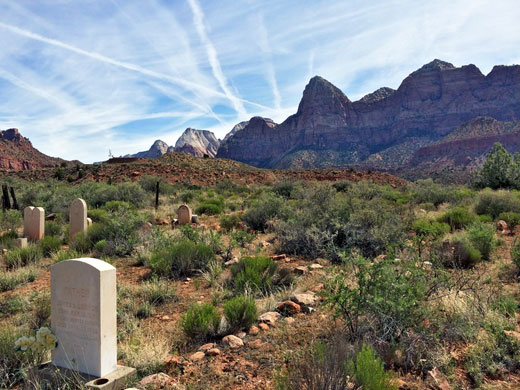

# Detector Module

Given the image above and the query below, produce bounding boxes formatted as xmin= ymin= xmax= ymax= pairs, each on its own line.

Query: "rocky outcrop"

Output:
xmin=174 ymin=128 xmax=220 ymax=157
xmin=216 ymin=60 xmax=520 ymax=170
xmin=127 ymin=129 xmax=220 ymax=159
xmin=0 ymin=128 xmax=74 ymax=170
xmin=359 ymin=87 xmax=395 ymax=103
xmin=222 ymin=121 xmax=249 ymax=143
xmin=127 ymin=140 xmax=169 ymax=158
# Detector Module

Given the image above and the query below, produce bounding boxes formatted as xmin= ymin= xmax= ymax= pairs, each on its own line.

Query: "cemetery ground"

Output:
xmin=0 ymin=175 xmax=520 ymax=390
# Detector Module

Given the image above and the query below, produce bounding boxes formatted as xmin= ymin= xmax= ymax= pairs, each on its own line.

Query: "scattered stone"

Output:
xmin=189 ymin=351 xmax=205 ymax=362
xmin=271 ymin=254 xmax=286 ymax=261
xmin=248 ymin=325 xmax=259 ymax=335
xmin=312 ymin=283 xmax=324 ymax=292
xmin=46 ymin=213 xmax=57 ymax=221
xmin=207 ymin=348 xmax=221 ymax=356
xmin=248 ymin=339 xmax=265 ymax=349
xmin=504 ymin=330 xmax=520 ymax=341
xmin=294 ymin=266 xmax=308 ymax=275
xmin=191 ymin=214 xmax=199 ymax=224
xmin=222 ymin=335 xmax=244 ymax=349
xmin=164 ymin=355 xmax=182 ymax=367
xmin=284 ymin=317 xmax=295 ymax=324
xmin=259 ymin=241 xmax=270 ymax=248
xmin=199 ymin=343 xmax=215 ymax=352
xmin=258 ymin=311 xmax=281 ymax=326
xmin=161 ymin=315 xmax=170 ymax=321
xmin=277 ymin=300 xmax=301 ymax=315
xmin=309 ymin=263 xmax=323 ymax=270
xmin=302 ymin=306 xmax=315 ymax=314
xmin=177 ymin=204 xmax=192 ymax=226
xmin=426 ymin=367 xmax=451 ymax=390
xmin=1 ymin=248 xmax=7 ymax=254
xmin=235 ymin=331 xmax=246 ymax=339
xmin=225 ymin=257 xmax=239 ymax=266
xmin=291 ymin=293 xmax=318 ymax=306
xmin=497 ymin=220 xmax=508 ymax=232
xmin=13 ymin=237 xmax=28 ymax=248
xmin=139 ymin=373 xmax=172 ymax=387
xmin=258 ymin=323 xmax=269 ymax=331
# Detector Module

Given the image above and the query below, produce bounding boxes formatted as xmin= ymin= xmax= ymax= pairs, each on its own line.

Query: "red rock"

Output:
xmin=426 ymin=367 xmax=451 ymax=390
xmin=277 ymin=300 xmax=301 ymax=315
xmin=258 ymin=323 xmax=269 ymax=331
xmin=207 ymin=348 xmax=221 ymax=356
xmin=199 ymin=343 xmax=215 ymax=352
xmin=248 ymin=326 xmax=260 ymax=335
xmin=222 ymin=335 xmax=244 ymax=349
xmin=189 ymin=351 xmax=205 ymax=362
xmin=139 ymin=372 xmax=171 ymax=387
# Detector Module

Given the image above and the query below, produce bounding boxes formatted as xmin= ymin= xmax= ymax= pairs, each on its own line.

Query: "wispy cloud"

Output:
xmin=0 ymin=0 xmax=518 ymax=163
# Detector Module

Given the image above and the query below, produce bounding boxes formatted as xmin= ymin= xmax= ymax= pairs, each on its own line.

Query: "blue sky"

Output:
xmin=0 ymin=0 xmax=519 ymax=163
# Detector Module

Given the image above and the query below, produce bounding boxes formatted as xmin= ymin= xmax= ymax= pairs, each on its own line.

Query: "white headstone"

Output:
xmin=70 ymin=198 xmax=87 ymax=241
xmin=177 ymin=204 xmax=192 ymax=226
xmin=23 ymin=206 xmax=45 ymax=241
xmin=51 ymin=258 xmax=117 ymax=377
xmin=13 ymin=237 xmax=28 ymax=248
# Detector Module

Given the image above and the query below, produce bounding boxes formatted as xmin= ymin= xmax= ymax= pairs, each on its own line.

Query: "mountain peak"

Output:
xmin=298 ymin=75 xmax=350 ymax=115
xmin=359 ymin=87 xmax=396 ymax=103
xmin=413 ymin=59 xmax=456 ymax=74
xmin=175 ymin=128 xmax=220 ymax=157
xmin=0 ymin=128 xmax=25 ymax=143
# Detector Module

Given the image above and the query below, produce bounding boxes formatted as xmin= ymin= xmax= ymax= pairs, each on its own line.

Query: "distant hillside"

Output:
xmin=0 ymin=128 xmax=77 ymax=170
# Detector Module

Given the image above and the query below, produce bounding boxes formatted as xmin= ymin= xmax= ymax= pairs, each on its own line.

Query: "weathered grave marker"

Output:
xmin=70 ymin=198 xmax=87 ymax=241
xmin=13 ymin=237 xmax=28 ymax=248
xmin=24 ymin=206 xmax=45 ymax=241
xmin=177 ymin=204 xmax=192 ymax=225
xmin=51 ymin=258 xmax=117 ymax=377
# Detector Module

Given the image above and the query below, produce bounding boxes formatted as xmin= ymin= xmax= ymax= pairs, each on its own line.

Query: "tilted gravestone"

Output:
xmin=70 ymin=198 xmax=87 ymax=242
xmin=24 ymin=206 xmax=45 ymax=241
xmin=51 ymin=258 xmax=117 ymax=377
xmin=177 ymin=204 xmax=192 ymax=225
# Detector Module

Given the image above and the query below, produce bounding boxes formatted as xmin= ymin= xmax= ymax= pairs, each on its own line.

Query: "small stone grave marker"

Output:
xmin=70 ymin=198 xmax=87 ymax=241
xmin=177 ymin=204 xmax=192 ymax=225
xmin=24 ymin=206 xmax=44 ymax=241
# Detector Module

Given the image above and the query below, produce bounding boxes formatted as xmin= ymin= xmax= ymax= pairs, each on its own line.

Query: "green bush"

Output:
xmin=51 ymin=249 xmax=82 ymax=263
xmin=467 ymin=221 xmax=496 ymax=260
xmin=219 ymin=214 xmax=242 ymax=231
xmin=195 ymin=202 xmax=222 ymax=215
xmin=140 ymin=278 xmax=176 ymax=306
xmin=412 ymin=219 xmax=450 ymax=238
xmin=478 ymin=214 xmax=493 ymax=223
xmin=101 ymin=200 xmax=134 ymax=212
xmin=88 ymin=208 xmax=110 ymax=223
xmin=352 ymin=344 xmax=396 ymax=390
xmin=223 ymin=295 xmax=257 ymax=332
xmin=475 ymin=142 xmax=520 ymax=189
xmin=44 ymin=221 xmax=62 ymax=237
xmin=0 ymin=268 xmax=37 ymax=292
xmin=511 ymin=240 xmax=520 ymax=270
xmin=136 ymin=302 xmax=154 ymax=319
xmin=243 ymin=194 xmax=284 ymax=231
xmin=149 ymin=240 xmax=215 ymax=279
xmin=69 ymin=232 xmax=92 ymax=254
xmin=230 ymin=256 xmax=282 ymax=294
xmin=450 ymin=235 xmax=482 ymax=268
xmin=475 ymin=189 xmax=520 ymax=219
xmin=3 ymin=245 xmax=42 ymax=269
xmin=0 ymin=209 xmax=22 ymax=232
xmin=437 ymin=207 xmax=476 ymax=231
xmin=498 ymin=212 xmax=520 ymax=232
xmin=38 ymin=235 xmax=62 ymax=257
xmin=180 ymin=302 xmax=221 ymax=340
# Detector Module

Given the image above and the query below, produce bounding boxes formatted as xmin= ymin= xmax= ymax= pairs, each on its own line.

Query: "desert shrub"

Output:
xmin=498 ymin=212 xmax=520 ymax=232
xmin=31 ymin=293 xmax=51 ymax=328
xmin=272 ymin=180 xmax=297 ymax=199
xmin=219 ymin=214 xmax=242 ymax=231
xmin=179 ymin=191 xmax=195 ymax=203
xmin=69 ymin=232 xmax=91 ymax=254
xmin=0 ymin=209 xmax=22 ymax=232
xmin=38 ymin=236 xmax=62 ymax=257
xmin=0 ymin=295 xmax=27 ymax=318
xmin=276 ymin=338 xmax=354 ymax=390
xmin=326 ymin=255 xmax=446 ymax=344
xmin=136 ymin=302 xmax=154 ymax=319
xmin=0 ymin=268 xmax=37 ymax=292
xmin=332 ymin=180 xmax=351 ymax=192
xmin=230 ymin=230 xmax=255 ymax=248
xmin=412 ymin=179 xmax=463 ymax=206
xmin=139 ymin=278 xmax=176 ymax=306
xmin=223 ymin=295 xmax=257 ymax=332
xmin=475 ymin=189 xmax=520 ymax=219
xmin=101 ymin=200 xmax=134 ymax=212
xmin=510 ymin=240 xmax=520 ymax=270
xmin=3 ymin=245 xmax=42 ymax=269
xmin=44 ymin=221 xmax=62 ymax=237
xmin=492 ymin=294 xmax=518 ymax=318
xmin=352 ymin=344 xmax=396 ymax=390
xmin=437 ymin=207 xmax=476 ymax=231
xmin=475 ymin=142 xmax=520 ymax=189
xmin=180 ymin=302 xmax=221 ymax=340
xmin=243 ymin=194 xmax=284 ymax=231
xmin=467 ymin=221 xmax=496 ymax=260
xmin=195 ymin=198 xmax=224 ymax=215
xmin=149 ymin=240 xmax=215 ymax=279
xmin=230 ymin=256 xmax=291 ymax=294
xmin=450 ymin=235 xmax=482 ymax=268
xmin=88 ymin=208 xmax=110 ymax=223
xmin=51 ymin=249 xmax=82 ymax=263
xmin=478 ymin=214 xmax=493 ymax=223
xmin=0 ymin=326 xmax=27 ymax=388
xmin=464 ymin=321 xmax=520 ymax=386
xmin=412 ymin=219 xmax=450 ymax=238
xmin=0 ymin=230 xmax=17 ymax=249
xmin=85 ymin=181 xmax=148 ymax=209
